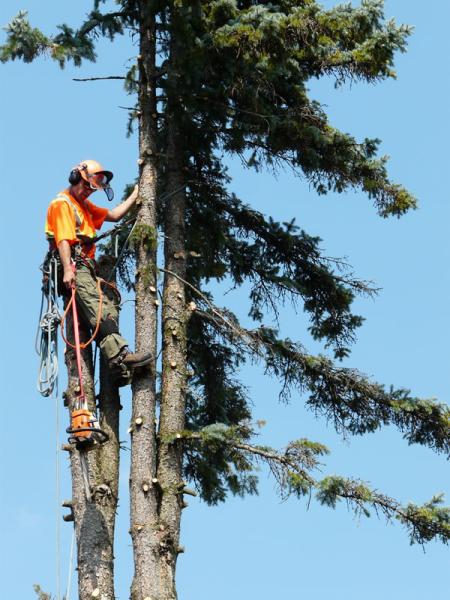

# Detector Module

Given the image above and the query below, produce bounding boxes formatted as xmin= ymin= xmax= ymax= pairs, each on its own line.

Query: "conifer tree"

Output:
xmin=3 ymin=2 xmax=450 ymax=599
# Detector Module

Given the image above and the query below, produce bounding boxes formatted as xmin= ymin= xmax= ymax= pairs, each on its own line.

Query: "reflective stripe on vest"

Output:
xmin=46 ymin=192 xmax=94 ymax=243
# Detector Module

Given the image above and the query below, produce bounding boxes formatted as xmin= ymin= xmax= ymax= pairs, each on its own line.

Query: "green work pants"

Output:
xmin=74 ymin=261 xmax=128 ymax=362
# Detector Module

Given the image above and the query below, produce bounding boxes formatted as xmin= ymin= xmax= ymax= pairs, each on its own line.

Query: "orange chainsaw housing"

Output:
xmin=70 ymin=408 xmax=94 ymax=440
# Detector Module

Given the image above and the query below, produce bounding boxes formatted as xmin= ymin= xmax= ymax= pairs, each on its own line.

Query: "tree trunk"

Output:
xmin=157 ymin=27 xmax=188 ymax=598
xmin=129 ymin=4 xmax=161 ymax=599
xmin=157 ymin=135 xmax=186 ymax=600
xmin=65 ymin=306 xmax=118 ymax=600
xmin=96 ymin=255 xmax=121 ymax=595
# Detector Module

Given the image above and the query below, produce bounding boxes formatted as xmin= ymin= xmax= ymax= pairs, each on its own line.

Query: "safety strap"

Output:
xmin=53 ymin=192 xmax=83 ymax=233
xmin=58 ymin=192 xmax=82 ymax=226
xmin=69 ymin=263 xmax=86 ymax=408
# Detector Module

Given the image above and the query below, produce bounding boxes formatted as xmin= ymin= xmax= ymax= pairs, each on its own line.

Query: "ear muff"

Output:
xmin=69 ymin=169 xmax=81 ymax=185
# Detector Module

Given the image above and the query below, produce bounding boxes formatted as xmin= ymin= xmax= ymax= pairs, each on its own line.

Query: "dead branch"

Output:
xmin=73 ymin=76 xmax=127 ymax=82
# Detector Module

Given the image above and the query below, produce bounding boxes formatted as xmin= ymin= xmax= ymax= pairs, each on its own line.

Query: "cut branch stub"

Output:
xmin=180 ymin=487 xmax=197 ymax=497
xmin=63 ymin=513 xmax=74 ymax=523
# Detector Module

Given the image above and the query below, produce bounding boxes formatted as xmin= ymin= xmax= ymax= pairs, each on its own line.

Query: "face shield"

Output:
xmin=84 ymin=171 xmax=114 ymax=201
xmin=104 ymin=186 xmax=114 ymax=202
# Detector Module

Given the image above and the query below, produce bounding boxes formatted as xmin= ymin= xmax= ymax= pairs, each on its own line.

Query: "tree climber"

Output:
xmin=45 ymin=159 xmax=151 ymax=384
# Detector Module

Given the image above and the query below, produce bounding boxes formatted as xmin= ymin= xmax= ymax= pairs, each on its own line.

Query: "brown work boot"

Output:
xmin=110 ymin=347 xmax=152 ymax=370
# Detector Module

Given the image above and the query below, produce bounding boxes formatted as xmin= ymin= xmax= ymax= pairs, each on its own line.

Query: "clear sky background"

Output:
xmin=0 ymin=1 xmax=449 ymax=599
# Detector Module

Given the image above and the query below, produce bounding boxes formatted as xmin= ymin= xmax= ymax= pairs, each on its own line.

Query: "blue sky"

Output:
xmin=0 ymin=1 xmax=449 ymax=599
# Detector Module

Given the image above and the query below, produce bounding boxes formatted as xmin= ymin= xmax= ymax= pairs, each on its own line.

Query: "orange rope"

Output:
xmin=60 ymin=276 xmax=104 ymax=350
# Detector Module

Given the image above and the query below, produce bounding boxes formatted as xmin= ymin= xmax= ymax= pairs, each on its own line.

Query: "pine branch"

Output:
xmin=178 ymin=0 xmax=418 ymax=217
xmin=0 ymin=11 xmax=51 ymax=63
xmin=212 ymin=193 xmax=376 ymax=355
xmin=210 ymin=1 xmax=412 ymax=82
xmin=187 ymin=296 xmax=450 ymax=457
xmin=78 ymin=11 xmax=127 ymax=37
xmin=215 ymin=194 xmax=376 ymax=293
xmin=184 ymin=168 xmax=377 ymax=355
xmin=158 ymin=266 xmax=450 ymax=458
xmin=33 ymin=584 xmax=53 ymax=600
xmin=158 ymin=267 xmax=450 ymax=459
xmin=0 ymin=9 xmax=133 ymax=68
xmin=176 ymin=425 xmax=450 ymax=546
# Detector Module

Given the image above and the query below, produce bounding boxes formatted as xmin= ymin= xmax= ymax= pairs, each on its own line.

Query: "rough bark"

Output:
xmin=64 ymin=304 xmax=118 ymax=600
xmin=96 ymin=255 xmax=121 ymax=592
xmin=129 ymin=4 xmax=161 ymax=599
xmin=156 ymin=32 xmax=188 ymax=599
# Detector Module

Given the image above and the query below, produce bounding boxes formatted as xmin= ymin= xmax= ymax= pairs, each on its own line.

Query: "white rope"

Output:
xmin=37 ymin=257 xmax=61 ymax=397
xmin=55 ymin=388 xmax=61 ymax=600
xmin=65 ymin=529 xmax=76 ymax=600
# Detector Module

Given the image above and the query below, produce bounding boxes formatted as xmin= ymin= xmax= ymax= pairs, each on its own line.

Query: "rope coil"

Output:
xmin=36 ymin=256 xmax=61 ymax=397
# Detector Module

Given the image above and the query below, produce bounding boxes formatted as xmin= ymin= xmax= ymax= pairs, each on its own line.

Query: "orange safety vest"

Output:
xmin=45 ymin=191 xmax=108 ymax=258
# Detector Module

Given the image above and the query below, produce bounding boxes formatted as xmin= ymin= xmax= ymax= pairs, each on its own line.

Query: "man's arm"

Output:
xmin=104 ymin=185 xmax=139 ymax=223
xmin=58 ymin=239 xmax=75 ymax=289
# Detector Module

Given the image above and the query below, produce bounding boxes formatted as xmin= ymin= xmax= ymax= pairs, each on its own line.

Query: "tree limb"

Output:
xmin=180 ymin=287 xmax=450 ymax=456
xmin=177 ymin=426 xmax=450 ymax=545
xmin=73 ymin=75 xmax=126 ymax=81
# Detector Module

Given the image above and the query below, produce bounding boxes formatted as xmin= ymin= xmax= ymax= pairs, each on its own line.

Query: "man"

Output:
xmin=45 ymin=159 xmax=151 ymax=383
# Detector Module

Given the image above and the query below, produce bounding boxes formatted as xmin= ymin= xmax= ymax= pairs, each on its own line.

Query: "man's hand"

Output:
xmin=105 ymin=184 xmax=139 ymax=222
xmin=63 ymin=266 xmax=76 ymax=289
xmin=128 ymin=184 xmax=139 ymax=204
